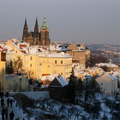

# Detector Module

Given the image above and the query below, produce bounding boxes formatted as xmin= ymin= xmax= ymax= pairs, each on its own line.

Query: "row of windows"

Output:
xmin=55 ymin=60 xmax=63 ymax=64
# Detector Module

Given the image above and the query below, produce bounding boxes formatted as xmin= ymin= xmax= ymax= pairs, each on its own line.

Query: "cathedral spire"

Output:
xmin=24 ymin=18 xmax=27 ymax=26
xmin=35 ymin=17 xmax=38 ymax=26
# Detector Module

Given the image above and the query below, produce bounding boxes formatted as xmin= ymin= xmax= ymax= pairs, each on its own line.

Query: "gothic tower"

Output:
xmin=40 ymin=15 xmax=50 ymax=45
xmin=22 ymin=16 xmax=50 ymax=46
xmin=34 ymin=18 xmax=39 ymax=45
xmin=22 ymin=18 xmax=28 ymax=43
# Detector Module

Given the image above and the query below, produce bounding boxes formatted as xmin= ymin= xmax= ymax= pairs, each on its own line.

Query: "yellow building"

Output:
xmin=24 ymin=54 xmax=41 ymax=80
xmin=3 ymin=39 xmax=73 ymax=82
xmin=0 ymin=49 xmax=29 ymax=92
xmin=0 ymin=50 xmax=6 ymax=91
xmin=39 ymin=52 xmax=72 ymax=79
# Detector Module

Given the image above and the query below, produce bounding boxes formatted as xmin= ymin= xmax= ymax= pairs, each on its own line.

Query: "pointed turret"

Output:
xmin=25 ymin=18 xmax=27 ymax=26
xmin=34 ymin=18 xmax=39 ymax=45
xmin=35 ymin=17 xmax=38 ymax=26
xmin=22 ymin=18 xmax=28 ymax=42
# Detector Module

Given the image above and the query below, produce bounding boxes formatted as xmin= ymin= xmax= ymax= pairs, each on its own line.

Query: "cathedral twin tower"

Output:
xmin=22 ymin=15 xmax=50 ymax=46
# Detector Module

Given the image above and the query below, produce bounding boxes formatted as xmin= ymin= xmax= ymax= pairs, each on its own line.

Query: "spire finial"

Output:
xmin=35 ymin=17 xmax=38 ymax=26
xmin=25 ymin=17 xmax=27 ymax=26
xmin=41 ymin=14 xmax=48 ymax=29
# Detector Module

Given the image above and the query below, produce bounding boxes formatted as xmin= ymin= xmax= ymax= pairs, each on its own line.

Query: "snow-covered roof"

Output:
xmin=39 ymin=52 xmax=72 ymax=58
xmin=75 ymin=68 xmax=83 ymax=74
xmin=50 ymin=44 xmax=61 ymax=51
xmin=30 ymin=47 xmax=38 ymax=54
xmin=41 ymin=74 xmax=58 ymax=81
xmin=96 ymin=63 xmax=118 ymax=68
xmin=56 ymin=76 xmax=68 ymax=87
xmin=105 ymin=72 xmax=119 ymax=80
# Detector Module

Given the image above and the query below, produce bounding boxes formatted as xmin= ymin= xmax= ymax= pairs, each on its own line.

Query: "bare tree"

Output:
xmin=13 ymin=59 xmax=23 ymax=74
xmin=27 ymin=70 xmax=35 ymax=79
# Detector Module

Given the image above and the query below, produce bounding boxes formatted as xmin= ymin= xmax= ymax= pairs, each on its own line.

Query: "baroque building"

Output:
xmin=22 ymin=15 xmax=50 ymax=46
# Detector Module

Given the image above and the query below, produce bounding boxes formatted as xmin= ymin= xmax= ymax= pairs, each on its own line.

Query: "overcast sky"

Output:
xmin=0 ymin=0 xmax=120 ymax=44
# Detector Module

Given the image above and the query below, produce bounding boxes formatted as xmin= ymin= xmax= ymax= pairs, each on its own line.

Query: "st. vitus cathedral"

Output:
xmin=22 ymin=15 xmax=50 ymax=46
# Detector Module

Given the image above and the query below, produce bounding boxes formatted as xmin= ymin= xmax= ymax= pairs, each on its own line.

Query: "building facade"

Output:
xmin=39 ymin=52 xmax=72 ymax=79
xmin=0 ymin=50 xmax=6 ymax=91
xmin=66 ymin=43 xmax=87 ymax=67
xmin=96 ymin=73 xmax=119 ymax=95
xmin=22 ymin=16 xmax=50 ymax=46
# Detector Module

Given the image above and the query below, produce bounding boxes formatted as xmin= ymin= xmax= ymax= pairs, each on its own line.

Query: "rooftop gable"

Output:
xmin=49 ymin=75 xmax=68 ymax=87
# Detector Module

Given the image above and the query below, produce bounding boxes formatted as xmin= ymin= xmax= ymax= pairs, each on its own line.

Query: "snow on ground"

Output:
xmin=0 ymin=96 xmax=31 ymax=120
xmin=0 ymin=93 xmax=119 ymax=120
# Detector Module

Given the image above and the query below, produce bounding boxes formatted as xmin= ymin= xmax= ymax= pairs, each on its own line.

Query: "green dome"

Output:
xmin=41 ymin=15 xmax=48 ymax=29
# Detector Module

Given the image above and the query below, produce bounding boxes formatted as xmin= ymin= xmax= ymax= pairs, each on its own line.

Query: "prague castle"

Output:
xmin=22 ymin=15 xmax=50 ymax=46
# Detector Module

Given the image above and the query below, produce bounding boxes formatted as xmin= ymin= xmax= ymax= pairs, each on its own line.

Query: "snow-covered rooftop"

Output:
xmin=56 ymin=76 xmax=68 ymax=87
xmin=96 ymin=63 xmax=118 ymax=67
xmin=39 ymin=52 xmax=72 ymax=58
xmin=41 ymin=74 xmax=58 ymax=81
xmin=105 ymin=71 xmax=119 ymax=80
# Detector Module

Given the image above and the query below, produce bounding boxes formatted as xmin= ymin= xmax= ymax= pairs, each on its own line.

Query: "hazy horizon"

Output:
xmin=0 ymin=0 xmax=120 ymax=45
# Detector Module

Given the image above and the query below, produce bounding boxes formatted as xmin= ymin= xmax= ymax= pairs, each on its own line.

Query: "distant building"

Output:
xmin=22 ymin=15 xmax=50 ymax=46
xmin=96 ymin=63 xmax=119 ymax=72
xmin=66 ymin=43 xmax=90 ymax=67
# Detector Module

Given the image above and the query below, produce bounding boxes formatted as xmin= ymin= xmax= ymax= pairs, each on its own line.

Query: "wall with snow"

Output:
xmin=10 ymin=91 xmax=50 ymax=100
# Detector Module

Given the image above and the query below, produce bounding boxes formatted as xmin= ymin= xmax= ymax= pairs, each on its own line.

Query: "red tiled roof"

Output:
xmin=0 ymin=45 xmax=7 ymax=51
xmin=42 ymin=47 xmax=47 ymax=50
xmin=19 ymin=44 xmax=27 ymax=49
xmin=41 ymin=80 xmax=52 ymax=85
xmin=42 ymin=74 xmax=50 ymax=76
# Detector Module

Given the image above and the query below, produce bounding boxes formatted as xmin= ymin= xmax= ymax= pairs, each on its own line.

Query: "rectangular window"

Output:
xmin=18 ymin=57 xmax=20 ymax=60
xmin=30 ymin=64 xmax=32 ymax=67
xmin=101 ymin=83 xmax=103 ymax=86
xmin=30 ymin=56 xmax=32 ymax=60
xmin=55 ymin=60 xmax=57 ymax=64
xmin=61 ymin=61 xmax=63 ymax=64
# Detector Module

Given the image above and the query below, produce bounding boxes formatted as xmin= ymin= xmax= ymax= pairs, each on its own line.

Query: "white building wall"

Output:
xmin=96 ymin=74 xmax=119 ymax=95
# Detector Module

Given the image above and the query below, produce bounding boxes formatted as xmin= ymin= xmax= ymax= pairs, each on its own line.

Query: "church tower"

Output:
xmin=34 ymin=18 xmax=39 ymax=45
xmin=22 ymin=18 xmax=28 ymax=43
xmin=40 ymin=15 xmax=50 ymax=45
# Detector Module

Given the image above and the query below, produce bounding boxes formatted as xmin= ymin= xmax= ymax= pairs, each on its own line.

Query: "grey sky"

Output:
xmin=0 ymin=0 xmax=120 ymax=44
